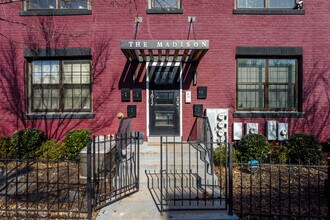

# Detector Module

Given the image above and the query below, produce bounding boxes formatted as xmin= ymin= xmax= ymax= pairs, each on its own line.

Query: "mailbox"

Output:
xmin=197 ymin=86 xmax=207 ymax=99
xmin=127 ymin=105 xmax=136 ymax=118
xmin=193 ymin=104 xmax=203 ymax=117
xmin=121 ymin=88 xmax=130 ymax=102
xmin=133 ymin=88 xmax=142 ymax=102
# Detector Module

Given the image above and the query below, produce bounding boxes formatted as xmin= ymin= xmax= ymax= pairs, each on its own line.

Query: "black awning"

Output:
xmin=120 ymin=40 xmax=209 ymax=63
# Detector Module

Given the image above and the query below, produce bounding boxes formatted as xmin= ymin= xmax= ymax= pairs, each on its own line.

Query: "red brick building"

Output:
xmin=0 ymin=0 xmax=329 ymax=142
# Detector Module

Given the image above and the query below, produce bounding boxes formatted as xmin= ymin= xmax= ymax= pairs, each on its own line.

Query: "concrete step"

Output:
xmin=147 ymin=136 xmax=182 ymax=143
xmin=144 ymin=172 xmax=220 ymax=190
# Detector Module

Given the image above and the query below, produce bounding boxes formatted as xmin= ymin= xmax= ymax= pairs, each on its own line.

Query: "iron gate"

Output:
xmin=145 ymin=117 xmax=233 ymax=214
xmin=87 ymin=132 xmax=140 ymax=210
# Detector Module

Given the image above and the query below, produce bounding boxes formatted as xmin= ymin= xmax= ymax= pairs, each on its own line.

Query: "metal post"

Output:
xmin=137 ymin=132 xmax=140 ymax=191
xmin=228 ymin=143 xmax=233 ymax=215
xmin=87 ymin=142 xmax=93 ymax=220
xmin=327 ymin=157 xmax=330 ymax=217
xmin=204 ymin=118 xmax=207 ymax=143
xmin=160 ymin=136 xmax=163 ymax=212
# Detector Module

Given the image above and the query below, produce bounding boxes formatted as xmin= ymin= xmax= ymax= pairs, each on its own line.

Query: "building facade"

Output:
xmin=0 ymin=0 xmax=329 ymax=142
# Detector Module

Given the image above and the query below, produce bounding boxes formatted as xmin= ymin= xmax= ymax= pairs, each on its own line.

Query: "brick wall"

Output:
xmin=0 ymin=0 xmax=329 ymax=141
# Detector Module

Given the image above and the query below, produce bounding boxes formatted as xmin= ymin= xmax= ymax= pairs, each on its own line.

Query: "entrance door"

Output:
xmin=148 ymin=65 xmax=180 ymax=136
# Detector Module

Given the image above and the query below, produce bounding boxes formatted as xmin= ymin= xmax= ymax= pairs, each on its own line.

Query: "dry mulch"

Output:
xmin=216 ymin=161 xmax=329 ymax=219
xmin=0 ymin=161 xmax=99 ymax=220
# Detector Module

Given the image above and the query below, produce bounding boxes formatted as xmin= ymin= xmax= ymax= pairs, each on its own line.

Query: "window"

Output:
xmin=26 ymin=0 xmax=90 ymax=10
xmin=151 ymin=0 xmax=180 ymax=9
xmin=237 ymin=0 xmax=296 ymax=9
xmin=147 ymin=0 xmax=182 ymax=14
xmin=28 ymin=60 xmax=91 ymax=113
xmin=237 ymin=58 xmax=297 ymax=111
xmin=154 ymin=71 xmax=176 ymax=85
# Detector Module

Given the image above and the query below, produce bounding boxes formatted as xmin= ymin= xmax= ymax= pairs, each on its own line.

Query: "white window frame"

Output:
xmin=24 ymin=0 xmax=91 ymax=11
xmin=148 ymin=0 xmax=181 ymax=9
xmin=27 ymin=59 xmax=92 ymax=113
xmin=236 ymin=0 xmax=297 ymax=9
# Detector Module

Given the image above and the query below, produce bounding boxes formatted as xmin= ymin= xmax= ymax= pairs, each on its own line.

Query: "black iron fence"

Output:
xmin=0 ymin=159 xmax=90 ymax=219
xmin=0 ymin=131 xmax=140 ymax=220
xmin=233 ymin=157 xmax=330 ymax=219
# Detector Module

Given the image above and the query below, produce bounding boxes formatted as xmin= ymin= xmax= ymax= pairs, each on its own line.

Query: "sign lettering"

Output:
xmin=121 ymin=40 xmax=209 ymax=50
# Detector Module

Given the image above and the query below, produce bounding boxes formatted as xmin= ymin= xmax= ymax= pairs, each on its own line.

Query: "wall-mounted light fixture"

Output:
xmin=193 ymin=69 xmax=198 ymax=86
xmin=135 ymin=17 xmax=143 ymax=23
xmin=188 ymin=16 xmax=196 ymax=23
xmin=132 ymin=71 xmax=136 ymax=85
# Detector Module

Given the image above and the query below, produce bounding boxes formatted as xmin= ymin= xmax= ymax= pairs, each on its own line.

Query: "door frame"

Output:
xmin=146 ymin=61 xmax=182 ymax=138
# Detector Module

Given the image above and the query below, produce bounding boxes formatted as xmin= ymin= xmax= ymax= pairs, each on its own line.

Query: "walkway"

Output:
xmin=96 ymin=142 xmax=238 ymax=220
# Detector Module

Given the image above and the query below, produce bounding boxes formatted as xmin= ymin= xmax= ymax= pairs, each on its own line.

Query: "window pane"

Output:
xmin=33 ymin=88 xmax=59 ymax=110
xmin=269 ymin=0 xmax=295 ymax=8
xmin=238 ymin=59 xmax=265 ymax=83
xmin=28 ymin=0 xmax=56 ymax=9
xmin=269 ymin=59 xmax=296 ymax=83
xmin=237 ymin=0 xmax=264 ymax=8
xmin=269 ymin=85 xmax=295 ymax=109
xmin=32 ymin=61 xmax=59 ymax=84
xmin=238 ymin=85 xmax=264 ymax=109
xmin=152 ymin=0 xmax=178 ymax=8
xmin=155 ymin=92 xmax=174 ymax=104
xmin=154 ymin=71 xmax=176 ymax=84
xmin=61 ymin=0 xmax=88 ymax=9
xmin=155 ymin=112 xmax=174 ymax=126
xmin=63 ymin=61 xmax=90 ymax=84
xmin=64 ymin=87 xmax=91 ymax=110
xmin=30 ymin=59 xmax=91 ymax=112
xmin=237 ymin=58 xmax=297 ymax=111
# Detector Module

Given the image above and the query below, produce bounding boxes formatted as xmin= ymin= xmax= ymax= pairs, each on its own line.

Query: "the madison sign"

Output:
xmin=120 ymin=40 xmax=209 ymax=50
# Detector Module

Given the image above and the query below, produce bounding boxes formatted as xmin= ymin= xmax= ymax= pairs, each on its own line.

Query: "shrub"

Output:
xmin=323 ymin=138 xmax=330 ymax=152
xmin=0 ymin=136 xmax=14 ymax=159
xmin=237 ymin=134 xmax=271 ymax=162
xmin=10 ymin=128 xmax=46 ymax=159
xmin=285 ymin=133 xmax=322 ymax=165
xmin=36 ymin=139 xmax=65 ymax=160
xmin=213 ymin=144 xmax=239 ymax=167
xmin=269 ymin=143 xmax=288 ymax=164
xmin=64 ymin=129 xmax=91 ymax=161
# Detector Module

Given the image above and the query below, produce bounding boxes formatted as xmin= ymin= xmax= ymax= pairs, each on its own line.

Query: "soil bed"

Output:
xmin=0 ymin=161 xmax=99 ymax=220
xmin=216 ymin=162 xmax=328 ymax=219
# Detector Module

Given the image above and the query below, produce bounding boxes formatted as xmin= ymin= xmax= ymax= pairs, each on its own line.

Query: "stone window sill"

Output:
xmin=19 ymin=9 xmax=92 ymax=16
xmin=24 ymin=113 xmax=95 ymax=120
xmin=233 ymin=9 xmax=305 ymax=15
xmin=146 ymin=8 xmax=183 ymax=14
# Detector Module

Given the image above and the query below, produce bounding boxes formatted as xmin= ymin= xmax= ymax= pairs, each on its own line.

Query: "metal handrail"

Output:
xmin=188 ymin=116 xmax=214 ymax=175
xmin=117 ymin=117 xmax=132 ymax=135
